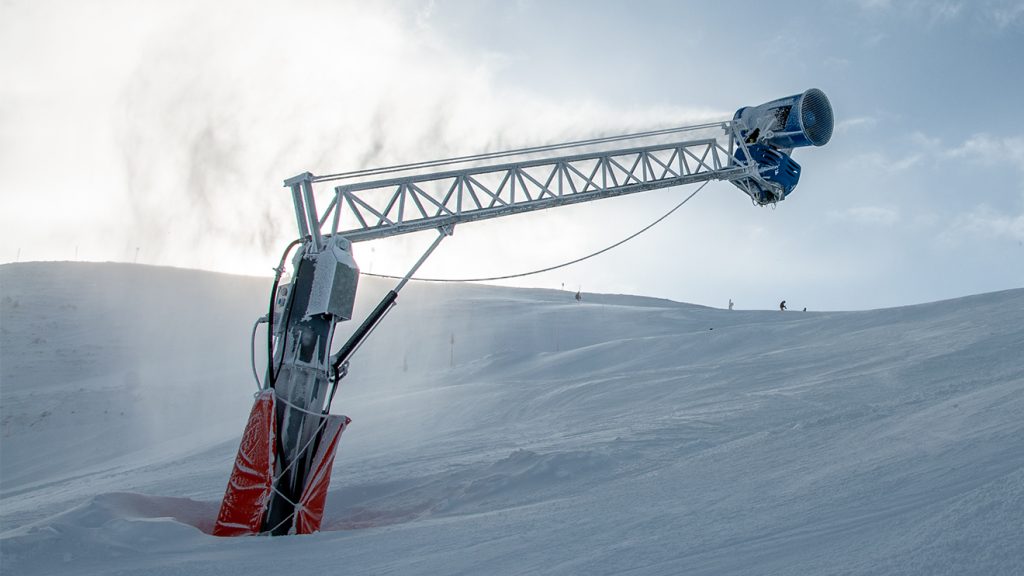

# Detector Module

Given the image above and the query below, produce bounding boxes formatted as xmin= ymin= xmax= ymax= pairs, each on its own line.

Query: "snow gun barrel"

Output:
xmin=733 ymin=88 xmax=834 ymax=150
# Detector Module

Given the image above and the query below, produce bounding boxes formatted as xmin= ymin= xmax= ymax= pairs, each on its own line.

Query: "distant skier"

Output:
xmin=779 ymin=300 xmax=787 ymax=311
xmin=728 ymin=299 xmax=734 ymax=310
xmin=575 ymin=290 xmax=582 ymax=303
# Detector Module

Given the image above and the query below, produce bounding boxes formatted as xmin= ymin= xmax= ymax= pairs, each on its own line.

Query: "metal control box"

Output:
xmin=305 ymin=236 xmax=359 ymax=321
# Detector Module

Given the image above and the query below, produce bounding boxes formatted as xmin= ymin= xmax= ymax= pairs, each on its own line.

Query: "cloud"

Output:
xmin=853 ymin=0 xmax=962 ymax=19
xmin=843 ymin=151 xmax=922 ymax=174
xmin=927 ymin=1 xmax=964 ymax=23
xmin=851 ymin=0 xmax=1019 ymax=28
xmin=855 ymin=0 xmax=893 ymax=9
xmin=908 ymin=132 xmax=943 ymax=149
xmin=844 ymin=132 xmax=1023 ymax=182
xmin=948 ymin=204 xmax=1024 ymax=241
xmin=862 ymin=32 xmax=887 ymax=48
xmin=991 ymin=1 xmax=1024 ymax=27
xmin=835 ymin=116 xmax=878 ymax=134
xmin=945 ymin=134 xmax=1024 ymax=170
xmin=828 ymin=206 xmax=901 ymax=227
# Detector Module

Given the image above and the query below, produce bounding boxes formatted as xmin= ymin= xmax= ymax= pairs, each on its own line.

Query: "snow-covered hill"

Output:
xmin=1 ymin=262 xmax=1022 ymax=575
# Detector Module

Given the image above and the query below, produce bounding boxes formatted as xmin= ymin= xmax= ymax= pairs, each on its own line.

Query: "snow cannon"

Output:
xmin=730 ymin=88 xmax=833 ymax=204
xmin=213 ymin=89 xmax=834 ymax=537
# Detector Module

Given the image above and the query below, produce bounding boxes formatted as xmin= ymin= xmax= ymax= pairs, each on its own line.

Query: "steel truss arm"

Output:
xmin=287 ymin=122 xmax=759 ymax=243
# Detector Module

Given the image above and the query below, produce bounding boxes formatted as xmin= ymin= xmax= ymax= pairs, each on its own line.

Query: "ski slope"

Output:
xmin=1 ymin=262 xmax=1022 ymax=575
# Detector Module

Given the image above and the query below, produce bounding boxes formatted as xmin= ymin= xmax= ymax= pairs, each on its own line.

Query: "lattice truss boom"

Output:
xmin=287 ymin=122 xmax=757 ymax=244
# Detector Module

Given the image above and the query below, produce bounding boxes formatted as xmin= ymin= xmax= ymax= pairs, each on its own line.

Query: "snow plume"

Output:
xmin=0 ymin=262 xmax=268 ymax=494
xmin=108 ymin=0 xmax=720 ymax=276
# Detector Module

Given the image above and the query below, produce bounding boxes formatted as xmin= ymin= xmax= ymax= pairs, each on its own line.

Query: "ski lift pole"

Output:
xmin=325 ymin=225 xmax=453 ymax=410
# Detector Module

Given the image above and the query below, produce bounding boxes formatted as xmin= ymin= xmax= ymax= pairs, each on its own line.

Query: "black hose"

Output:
xmin=266 ymin=238 xmax=304 ymax=389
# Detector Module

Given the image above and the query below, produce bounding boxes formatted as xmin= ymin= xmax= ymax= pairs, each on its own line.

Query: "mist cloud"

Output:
xmin=103 ymin=0 xmax=719 ymax=275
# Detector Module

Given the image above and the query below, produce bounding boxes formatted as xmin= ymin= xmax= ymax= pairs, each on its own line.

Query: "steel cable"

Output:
xmin=361 ymin=180 xmax=709 ymax=283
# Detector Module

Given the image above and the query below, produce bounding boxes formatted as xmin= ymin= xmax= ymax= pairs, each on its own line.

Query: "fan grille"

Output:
xmin=800 ymin=89 xmax=833 ymax=146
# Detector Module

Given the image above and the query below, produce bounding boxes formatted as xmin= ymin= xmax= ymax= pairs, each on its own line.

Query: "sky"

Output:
xmin=1 ymin=0 xmax=1022 ymax=310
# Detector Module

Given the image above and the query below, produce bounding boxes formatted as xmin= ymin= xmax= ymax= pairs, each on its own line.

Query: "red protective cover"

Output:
xmin=294 ymin=415 xmax=351 ymax=534
xmin=213 ymin=390 xmax=277 ymax=536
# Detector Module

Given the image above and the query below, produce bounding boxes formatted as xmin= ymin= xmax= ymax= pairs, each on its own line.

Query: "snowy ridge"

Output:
xmin=1 ymin=262 xmax=1023 ymax=575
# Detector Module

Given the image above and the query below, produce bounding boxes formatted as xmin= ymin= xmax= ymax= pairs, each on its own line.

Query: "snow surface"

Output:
xmin=1 ymin=262 xmax=1022 ymax=575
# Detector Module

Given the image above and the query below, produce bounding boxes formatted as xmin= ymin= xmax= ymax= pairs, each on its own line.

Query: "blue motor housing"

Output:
xmin=730 ymin=88 xmax=830 ymax=204
xmin=733 ymin=88 xmax=833 ymax=150
xmin=733 ymin=144 xmax=801 ymax=204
